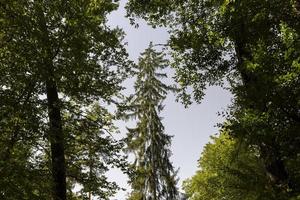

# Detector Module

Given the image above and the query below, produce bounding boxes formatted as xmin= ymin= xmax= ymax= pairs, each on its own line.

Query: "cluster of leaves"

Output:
xmin=183 ymin=132 xmax=280 ymax=200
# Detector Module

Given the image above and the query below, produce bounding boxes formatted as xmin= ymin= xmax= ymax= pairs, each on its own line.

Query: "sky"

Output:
xmin=106 ymin=0 xmax=232 ymax=199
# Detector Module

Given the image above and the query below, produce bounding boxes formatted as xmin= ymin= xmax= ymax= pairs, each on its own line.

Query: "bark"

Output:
xmin=46 ymin=77 xmax=67 ymax=200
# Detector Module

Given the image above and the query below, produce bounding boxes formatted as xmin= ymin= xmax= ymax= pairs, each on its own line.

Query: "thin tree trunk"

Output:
xmin=36 ymin=3 xmax=67 ymax=199
xmin=88 ymin=145 xmax=93 ymax=200
xmin=46 ymin=77 xmax=66 ymax=200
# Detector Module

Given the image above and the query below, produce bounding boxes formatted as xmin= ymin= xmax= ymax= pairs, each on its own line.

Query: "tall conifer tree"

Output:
xmin=125 ymin=43 xmax=178 ymax=200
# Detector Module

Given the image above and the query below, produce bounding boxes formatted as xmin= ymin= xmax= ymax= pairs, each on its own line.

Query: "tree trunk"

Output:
xmin=151 ymin=142 xmax=157 ymax=200
xmin=233 ymin=3 xmax=294 ymax=194
xmin=46 ymin=77 xmax=66 ymax=200
xmin=36 ymin=3 xmax=67 ymax=199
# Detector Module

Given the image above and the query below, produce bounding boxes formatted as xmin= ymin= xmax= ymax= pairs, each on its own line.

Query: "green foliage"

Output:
xmin=124 ymin=43 xmax=178 ymax=200
xmin=1 ymin=0 xmax=131 ymax=199
xmin=126 ymin=0 xmax=300 ymax=104
xmin=183 ymin=132 xmax=277 ymax=200
xmin=126 ymin=0 xmax=177 ymax=26
xmin=63 ymin=103 xmax=128 ymax=200
xmin=126 ymin=0 xmax=300 ymax=197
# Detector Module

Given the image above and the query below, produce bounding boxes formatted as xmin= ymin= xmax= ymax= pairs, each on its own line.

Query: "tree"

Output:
xmin=1 ymin=1 xmax=131 ymax=199
xmin=64 ymin=103 xmax=127 ymax=200
xmin=124 ymin=43 xmax=178 ymax=200
xmin=183 ymin=131 xmax=278 ymax=200
xmin=126 ymin=0 xmax=300 ymax=197
xmin=0 ymin=81 xmax=51 ymax=199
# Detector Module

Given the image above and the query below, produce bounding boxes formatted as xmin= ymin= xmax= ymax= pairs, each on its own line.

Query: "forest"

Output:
xmin=1 ymin=0 xmax=300 ymax=200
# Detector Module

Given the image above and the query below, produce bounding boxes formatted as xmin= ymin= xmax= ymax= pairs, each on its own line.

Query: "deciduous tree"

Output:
xmin=183 ymin=132 xmax=277 ymax=200
xmin=1 ymin=1 xmax=131 ymax=199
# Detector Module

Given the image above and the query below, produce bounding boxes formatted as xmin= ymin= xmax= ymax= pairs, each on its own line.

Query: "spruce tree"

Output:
xmin=125 ymin=43 xmax=178 ymax=200
xmin=126 ymin=0 xmax=300 ymax=197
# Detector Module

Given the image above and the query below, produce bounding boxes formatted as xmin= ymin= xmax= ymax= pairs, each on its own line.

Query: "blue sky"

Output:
xmin=107 ymin=0 xmax=232 ymax=199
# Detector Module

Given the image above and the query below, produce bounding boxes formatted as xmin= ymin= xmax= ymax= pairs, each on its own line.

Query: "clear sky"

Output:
xmin=107 ymin=1 xmax=232 ymax=199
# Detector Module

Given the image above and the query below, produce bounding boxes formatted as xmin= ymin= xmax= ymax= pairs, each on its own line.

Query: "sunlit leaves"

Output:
xmin=183 ymin=132 xmax=275 ymax=200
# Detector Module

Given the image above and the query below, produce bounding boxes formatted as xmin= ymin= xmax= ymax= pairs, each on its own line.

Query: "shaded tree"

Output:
xmin=1 ymin=1 xmax=131 ymax=199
